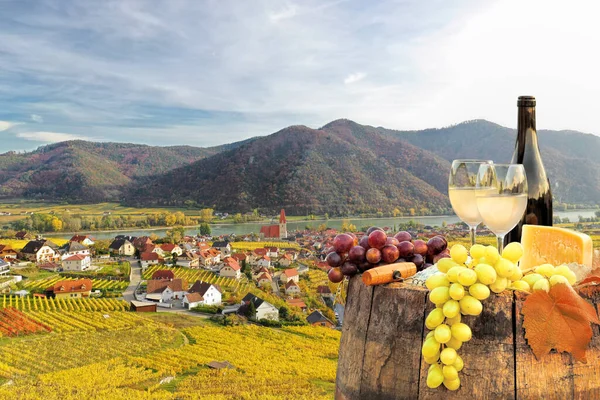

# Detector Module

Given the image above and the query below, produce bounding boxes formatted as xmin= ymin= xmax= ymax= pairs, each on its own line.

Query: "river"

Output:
xmin=45 ymin=209 xmax=599 ymax=240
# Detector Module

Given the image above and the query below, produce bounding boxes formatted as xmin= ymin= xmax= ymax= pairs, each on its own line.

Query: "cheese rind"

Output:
xmin=520 ymin=225 xmax=593 ymax=270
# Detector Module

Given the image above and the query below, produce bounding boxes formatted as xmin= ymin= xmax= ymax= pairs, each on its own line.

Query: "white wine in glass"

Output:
xmin=476 ymin=164 xmax=528 ymax=253
xmin=448 ymin=160 xmax=493 ymax=246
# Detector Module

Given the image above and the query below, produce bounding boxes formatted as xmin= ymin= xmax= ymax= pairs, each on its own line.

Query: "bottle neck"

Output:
xmin=516 ymin=106 xmax=538 ymax=160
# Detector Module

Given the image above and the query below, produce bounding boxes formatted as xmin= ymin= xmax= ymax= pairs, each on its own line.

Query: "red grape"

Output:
xmin=426 ymin=236 xmax=448 ymax=257
xmin=386 ymin=237 xmax=400 ymax=246
xmin=410 ymin=254 xmax=424 ymax=270
xmin=325 ymin=251 xmax=343 ymax=268
xmin=334 ymin=234 xmax=355 ymax=253
xmin=423 ymin=263 xmax=433 ymax=270
xmin=381 ymin=245 xmax=400 ymax=264
xmin=348 ymin=246 xmax=366 ymax=263
xmin=413 ymin=240 xmax=428 ymax=257
xmin=396 ymin=241 xmax=415 ymax=258
xmin=328 ymin=267 xmax=344 ymax=283
xmin=358 ymin=236 xmax=370 ymax=250
xmin=357 ymin=261 xmax=371 ymax=272
xmin=366 ymin=248 xmax=382 ymax=264
xmin=433 ymin=248 xmax=451 ymax=264
xmin=341 ymin=262 xmax=358 ymax=276
xmin=366 ymin=226 xmax=384 ymax=236
xmin=368 ymin=230 xmax=387 ymax=249
xmin=394 ymin=231 xmax=412 ymax=242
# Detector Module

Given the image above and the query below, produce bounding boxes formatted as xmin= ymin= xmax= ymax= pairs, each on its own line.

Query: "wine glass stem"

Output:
xmin=497 ymin=234 xmax=505 ymax=254
xmin=469 ymin=226 xmax=477 ymax=247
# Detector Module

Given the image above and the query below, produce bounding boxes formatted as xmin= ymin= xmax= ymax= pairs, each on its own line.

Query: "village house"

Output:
xmin=297 ymin=264 xmax=309 ymax=275
xmin=306 ymin=310 xmax=335 ymax=328
xmin=0 ymin=244 xmax=18 ymax=260
xmin=160 ymin=243 xmax=183 ymax=256
xmin=108 ymin=239 xmax=135 ymax=256
xmin=175 ymin=252 xmax=200 ymax=268
xmin=20 ymin=240 xmax=59 ymax=263
xmin=231 ymin=252 xmax=248 ymax=265
xmin=132 ymin=236 xmax=153 ymax=252
xmin=256 ymin=272 xmax=272 ymax=287
xmin=259 ymin=209 xmax=287 ymax=240
xmin=317 ymin=285 xmax=334 ymax=300
xmin=219 ymin=257 xmax=241 ymax=279
xmin=15 ymin=231 xmax=32 ymax=240
xmin=285 ymin=280 xmax=301 ymax=295
xmin=248 ymin=248 xmax=268 ymax=265
xmin=211 ymin=241 xmax=231 ymax=256
xmin=0 ymin=259 xmax=10 ymax=276
xmin=278 ymin=253 xmax=293 ymax=267
xmin=145 ymin=279 xmax=187 ymax=302
xmin=281 ymin=268 xmax=299 ymax=284
xmin=38 ymin=261 xmax=61 ymax=272
xmin=185 ymin=281 xmax=222 ymax=307
xmin=69 ymin=235 xmax=95 ymax=246
xmin=140 ymin=252 xmax=163 ymax=269
xmin=62 ymin=254 xmax=91 ymax=272
xmin=151 ymin=270 xmax=175 ymax=280
xmin=287 ymin=298 xmax=307 ymax=312
xmin=51 ymin=279 xmax=92 ymax=299
xmin=239 ymin=293 xmax=279 ymax=321
xmin=257 ymin=256 xmax=271 ymax=269
xmin=59 ymin=241 xmax=90 ymax=260
xmin=267 ymin=247 xmax=279 ymax=258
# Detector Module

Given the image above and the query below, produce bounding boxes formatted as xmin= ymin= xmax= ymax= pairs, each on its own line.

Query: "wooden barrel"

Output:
xmin=335 ymin=276 xmax=600 ymax=400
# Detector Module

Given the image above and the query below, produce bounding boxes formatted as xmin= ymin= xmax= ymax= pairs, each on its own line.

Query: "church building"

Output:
xmin=259 ymin=209 xmax=287 ymax=240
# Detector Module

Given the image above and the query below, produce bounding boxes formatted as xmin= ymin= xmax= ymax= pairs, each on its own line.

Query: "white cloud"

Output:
xmin=30 ymin=114 xmax=43 ymax=123
xmin=17 ymin=132 xmax=92 ymax=143
xmin=269 ymin=5 xmax=297 ymax=22
xmin=344 ymin=72 xmax=366 ymax=85
xmin=0 ymin=121 xmax=16 ymax=131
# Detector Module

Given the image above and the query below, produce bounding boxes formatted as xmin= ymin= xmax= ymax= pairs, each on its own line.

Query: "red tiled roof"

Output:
xmin=283 ymin=268 xmax=298 ymax=278
xmin=64 ymin=254 xmax=87 ymax=261
xmin=223 ymin=257 xmax=241 ymax=271
xmin=253 ymin=248 xmax=267 ymax=256
xmin=52 ymin=279 xmax=92 ymax=294
xmin=185 ymin=292 xmax=204 ymax=303
xmin=151 ymin=270 xmax=175 ymax=280
xmin=287 ymin=298 xmax=306 ymax=309
xmin=147 ymin=278 xmax=187 ymax=293
xmin=317 ymin=285 xmax=332 ymax=294
xmin=231 ymin=253 xmax=246 ymax=261
xmin=70 ymin=235 xmax=94 ymax=243
xmin=260 ymin=225 xmax=280 ymax=238
xmin=279 ymin=209 xmax=286 ymax=223
xmin=260 ymin=256 xmax=271 ymax=262
xmin=285 ymin=280 xmax=299 ymax=289
xmin=257 ymin=272 xmax=272 ymax=282
xmin=141 ymin=252 xmax=160 ymax=261
xmin=161 ymin=244 xmax=179 ymax=252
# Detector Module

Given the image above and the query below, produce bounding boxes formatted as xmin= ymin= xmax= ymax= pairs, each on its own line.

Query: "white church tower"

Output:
xmin=279 ymin=209 xmax=287 ymax=239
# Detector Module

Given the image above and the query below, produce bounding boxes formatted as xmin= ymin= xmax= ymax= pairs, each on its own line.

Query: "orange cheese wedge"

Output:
xmin=520 ymin=225 xmax=593 ymax=270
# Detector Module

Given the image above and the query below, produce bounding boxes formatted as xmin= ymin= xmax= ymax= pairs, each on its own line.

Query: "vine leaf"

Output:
xmin=522 ymin=283 xmax=599 ymax=362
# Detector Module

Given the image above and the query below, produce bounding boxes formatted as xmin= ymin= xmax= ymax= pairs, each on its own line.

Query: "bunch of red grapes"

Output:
xmin=327 ymin=227 xmax=449 ymax=283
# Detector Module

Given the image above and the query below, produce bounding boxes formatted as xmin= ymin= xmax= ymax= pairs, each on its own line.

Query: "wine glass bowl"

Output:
xmin=448 ymin=160 xmax=494 ymax=246
xmin=475 ymin=164 xmax=528 ymax=253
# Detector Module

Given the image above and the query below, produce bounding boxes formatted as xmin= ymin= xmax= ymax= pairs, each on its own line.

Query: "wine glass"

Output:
xmin=448 ymin=160 xmax=494 ymax=246
xmin=475 ymin=164 xmax=528 ymax=253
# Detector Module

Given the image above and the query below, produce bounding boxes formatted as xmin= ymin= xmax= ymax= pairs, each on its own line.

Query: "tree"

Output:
xmin=341 ymin=219 xmax=356 ymax=232
xmin=166 ymin=226 xmax=185 ymax=244
xmin=392 ymin=208 xmax=401 ymax=217
xmin=317 ymin=223 xmax=327 ymax=232
xmin=279 ymin=306 xmax=290 ymax=320
xmin=247 ymin=301 xmax=257 ymax=319
xmin=165 ymin=213 xmax=177 ymax=226
xmin=199 ymin=223 xmax=211 ymax=236
xmin=50 ymin=217 xmax=63 ymax=232
xmin=199 ymin=208 xmax=214 ymax=223
xmin=595 ymin=210 xmax=600 ymax=219
xmin=171 ymin=253 xmax=178 ymax=266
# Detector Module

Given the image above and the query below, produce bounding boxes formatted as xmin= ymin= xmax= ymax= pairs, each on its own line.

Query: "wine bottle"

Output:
xmin=505 ymin=96 xmax=553 ymax=245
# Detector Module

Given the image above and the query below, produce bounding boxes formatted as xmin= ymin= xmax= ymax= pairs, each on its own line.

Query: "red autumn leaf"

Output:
xmin=522 ymin=283 xmax=600 ymax=362
xmin=577 ymin=275 xmax=600 ymax=286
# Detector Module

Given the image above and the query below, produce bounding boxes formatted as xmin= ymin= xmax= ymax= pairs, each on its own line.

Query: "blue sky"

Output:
xmin=1 ymin=0 xmax=599 ymax=152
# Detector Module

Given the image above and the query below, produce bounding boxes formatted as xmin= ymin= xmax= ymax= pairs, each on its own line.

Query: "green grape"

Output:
xmin=443 ymin=378 xmax=461 ymax=391
xmin=425 ymin=308 xmax=445 ymax=329
xmin=451 ymin=323 xmax=472 ymax=342
xmin=468 ymin=283 xmax=491 ymax=300
xmin=426 ymin=364 xmax=444 ymax=388
xmin=474 ymin=264 xmax=497 ymax=285
xmin=440 ymin=347 xmax=458 ymax=365
xmin=429 ymin=287 xmax=450 ymax=305
xmin=424 ymin=352 xmax=440 ymax=364
xmin=447 ymin=266 xmax=467 ymax=283
xmin=437 ymin=258 xmax=459 ymax=273
xmin=510 ymin=280 xmax=531 ymax=292
xmin=445 ymin=314 xmax=461 ymax=326
xmin=422 ymin=337 xmax=440 ymax=358
xmin=450 ymin=244 xmax=468 ymax=265
xmin=446 ymin=336 xmax=463 ymax=350
xmin=449 ymin=283 xmax=465 ymax=300
xmin=485 ymin=246 xmax=500 ymax=264
xmin=457 ymin=269 xmax=478 ymax=286
xmin=495 ymin=258 xmax=516 ymax=278
xmin=442 ymin=365 xmax=458 ymax=380
xmin=533 ymin=278 xmax=550 ymax=292
xmin=426 ymin=331 xmax=435 ymax=340
xmin=502 ymin=242 xmax=524 ymax=263
xmin=535 ymin=264 xmax=556 ymax=278
xmin=509 ymin=266 xmax=523 ymax=281
xmin=489 ymin=276 xmax=508 ymax=293
xmin=426 ymin=274 xmax=450 ymax=290
xmin=522 ymin=273 xmax=544 ymax=288
xmin=470 ymin=244 xmax=486 ymax=259
xmin=459 ymin=295 xmax=482 ymax=316
xmin=453 ymin=355 xmax=464 ymax=372
xmin=549 ymin=275 xmax=570 ymax=286
xmin=555 ymin=265 xmax=577 ymax=285
xmin=443 ymin=299 xmax=460 ymax=318
xmin=434 ymin=324 xmax=452 ymax=343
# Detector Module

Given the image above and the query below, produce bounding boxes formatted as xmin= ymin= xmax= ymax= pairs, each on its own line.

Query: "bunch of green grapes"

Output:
xmin=422 ymin=242 xmax=526 ymax=391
